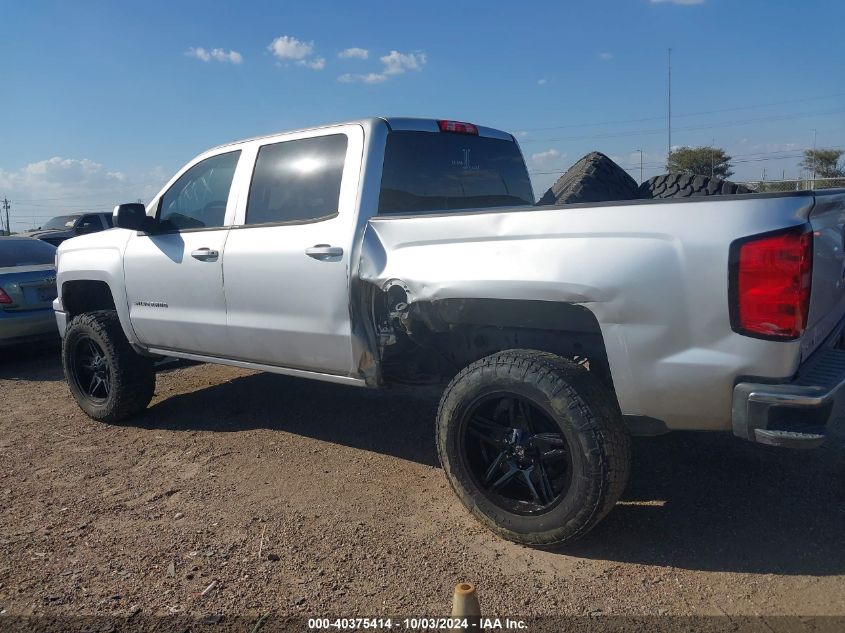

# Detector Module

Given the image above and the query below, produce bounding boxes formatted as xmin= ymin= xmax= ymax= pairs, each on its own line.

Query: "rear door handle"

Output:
xmin=191 ymin=248 xmax=219 ymax=261
xmin=305 ymin=244 xmax=343 ymax=260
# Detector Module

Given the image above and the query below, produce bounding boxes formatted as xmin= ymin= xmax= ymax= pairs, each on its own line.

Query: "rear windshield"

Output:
xmin=0 ymin=239 xmax=56 ymax=267
xmin=378 ymin=131 xmax=534 ymax=215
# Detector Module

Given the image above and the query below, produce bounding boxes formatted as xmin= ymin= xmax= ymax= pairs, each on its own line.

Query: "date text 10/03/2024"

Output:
xmin=307 ymin=618 xmax=529 ymax=630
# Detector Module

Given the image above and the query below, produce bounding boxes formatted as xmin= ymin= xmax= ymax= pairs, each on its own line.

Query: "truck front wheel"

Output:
xmin=436 ymin=350 xmax=631 ymax=546
xmin=63 ymin=310 xmax=155 ymax=423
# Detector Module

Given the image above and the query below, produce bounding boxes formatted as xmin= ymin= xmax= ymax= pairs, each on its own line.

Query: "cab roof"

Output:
xmin=209 ymin=117 xmax=515 ymax=151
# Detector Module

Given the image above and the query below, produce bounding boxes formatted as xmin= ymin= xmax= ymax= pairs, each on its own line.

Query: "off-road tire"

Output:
xmin=62 ymin=310 xmax=155 ymax=423
xmin=537 ymin=152 xmax=639 ymax=206
xmin=638 ymin=173 xmax=751 ymax=199
xmin=436 ymin=349 xmax=631 ymax=546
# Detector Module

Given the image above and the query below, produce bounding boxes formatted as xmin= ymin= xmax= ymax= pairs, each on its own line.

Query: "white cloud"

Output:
xmin=211 ymin=49 xmax=243 ymax=64
xmin=267 ymin=35 xmax=326 ymax=71
xmin=187 ymin=47 xmax=212 ymax=62
xmin=380 ymin=50 xmax=426 ymax=75
xmin=598 ymin=52 xmax=613 ymax=61
xmin=530 ymin=149 xmax=567 ymax=167
xmin=650 ymin=0 xmax=705 ymax=4
xmin=537 ymin=78 xmax=547 ymax=85
xmin=338 ymin=47 xmax=368 ymax=59
xmin=0 ymin=158 xmax=169 ymax=229
xmin=186 ymin=47 xmax=243 ymax=64
xmin=267 ymin=35 xmax=314 ymax=60
xmin=337 ymin=49 xmax=426 ymax=84
xmin=0 ymin=157 xmax=127 ymax=190
xmin=338 ymin=72 xmax=387 ymax=84
xmin=298 ymin=57 xmax=326 ymax=70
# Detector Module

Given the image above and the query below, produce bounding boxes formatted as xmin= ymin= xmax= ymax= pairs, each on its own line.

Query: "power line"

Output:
xmin=519 ymin=91 xmax=845 ymax=133
xmin=12 ymin=181 xmax=163 ymax=202
xmin=528 ymin=151 xmax=816 ymax=177
xmin=520 ymin=106 xmax=845 ymax=144
xmin=527 ymin=146 xmax=844 ymax=175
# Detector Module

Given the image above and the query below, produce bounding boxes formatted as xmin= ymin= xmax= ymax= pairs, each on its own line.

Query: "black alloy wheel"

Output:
xmin=69 ymin=335 xmax=112 ymax=403
xmin=460 ymin=393 xmax=572 ymax=515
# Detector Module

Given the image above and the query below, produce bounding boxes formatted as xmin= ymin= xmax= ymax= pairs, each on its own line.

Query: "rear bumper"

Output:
xmin=732 ymin=345 xmax=845 ymax=449
xmin=0 ymin=309 xmax=60 ymax=347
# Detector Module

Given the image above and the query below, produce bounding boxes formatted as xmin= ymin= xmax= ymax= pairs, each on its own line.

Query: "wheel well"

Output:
xmin=62 ymin=280 xmax=116 ymax=318
xmin=375 ymin=296 xmax=614 ymax=391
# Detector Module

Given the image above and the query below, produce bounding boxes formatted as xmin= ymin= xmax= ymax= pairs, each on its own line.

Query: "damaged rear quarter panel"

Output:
xmin=358 ymin=195 xmax=812 ymax=431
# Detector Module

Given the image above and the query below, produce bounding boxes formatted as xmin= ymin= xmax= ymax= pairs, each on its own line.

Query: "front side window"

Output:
xmin=246 ymin=134 xmax=348 ymax=225
xmin=158 ymin=151 xmax=241 ymax=230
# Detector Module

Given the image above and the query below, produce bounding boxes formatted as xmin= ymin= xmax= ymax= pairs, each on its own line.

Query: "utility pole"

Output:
xmin=2 ymin=198 xmax=10 ymax=236
xmin=636 ymin=149 xmax=644 ymax=184
xmin=710 ymin=138 xmax=715 ymax=178
xmin=667 ymin=48 xmax=672 ymax=160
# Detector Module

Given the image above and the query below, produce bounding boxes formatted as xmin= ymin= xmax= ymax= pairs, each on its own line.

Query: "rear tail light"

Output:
xmin=730 ymin=227 xmax=813 ymax=339
xmin=437 ymin=120 xmax=478 ymax=135
xmin=0 ymin=288 xmax=12 ymax=305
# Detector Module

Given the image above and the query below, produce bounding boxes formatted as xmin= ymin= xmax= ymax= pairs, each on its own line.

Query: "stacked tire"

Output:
xmin=637 ymin=173 xmax=751 ymax=199
xmin=537 ymin=152 xmax=751 ymax=206
xmin=537 ymin=152 xmax=639 ymax=206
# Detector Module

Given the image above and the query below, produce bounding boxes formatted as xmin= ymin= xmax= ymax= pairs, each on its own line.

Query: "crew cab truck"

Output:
xmin=53 ymin=117 xmax=845 ymax=546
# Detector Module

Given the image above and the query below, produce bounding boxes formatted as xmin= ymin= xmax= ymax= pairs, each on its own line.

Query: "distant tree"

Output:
xmin=800 ymin=149 xmax=845 ymax=179
xmin=667 ymin=146 xmax=734 ymax=179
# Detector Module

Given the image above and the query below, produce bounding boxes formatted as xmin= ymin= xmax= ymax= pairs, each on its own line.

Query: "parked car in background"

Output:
xmin=21 ymin=212 xmax=114 ymax=247
xmin=0 ymin=237 xmax=59 ymax=347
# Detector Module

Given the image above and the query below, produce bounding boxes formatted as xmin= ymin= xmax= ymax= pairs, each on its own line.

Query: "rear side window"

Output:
xmin=103 ymin=213 xmax=114 ymax=228
xmin=246 ymin=134 xmax=348 ymax=225
xmin=379 ymin=131 xmax=534 ymax=215
xmin=158 ymin=151 xmax=241 ymax=230
xmin=0 ymin=239 xmax=56 ymax=267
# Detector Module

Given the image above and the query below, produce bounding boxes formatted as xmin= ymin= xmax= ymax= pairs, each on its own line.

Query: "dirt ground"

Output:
xmin=1 ymin=347 xmax=844 ymax=627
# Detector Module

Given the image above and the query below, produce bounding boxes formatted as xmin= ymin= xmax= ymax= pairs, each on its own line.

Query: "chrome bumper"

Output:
xmin=732 ymin=346 xmax=845 ymax=449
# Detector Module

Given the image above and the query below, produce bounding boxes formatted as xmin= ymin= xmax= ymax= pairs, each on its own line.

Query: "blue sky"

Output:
xmin=2 ymin=0 xmax=844 ymax=230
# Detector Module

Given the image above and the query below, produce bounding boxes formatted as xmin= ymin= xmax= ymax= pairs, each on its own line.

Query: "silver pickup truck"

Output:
xmin=53 ymin=117 xmax=845 ymax=546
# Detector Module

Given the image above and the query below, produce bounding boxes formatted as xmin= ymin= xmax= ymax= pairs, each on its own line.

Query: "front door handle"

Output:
xmin=305 ymin=244 xmax=343 ymax=260
xmin=191 ymin=248 xmax=219 ymax=261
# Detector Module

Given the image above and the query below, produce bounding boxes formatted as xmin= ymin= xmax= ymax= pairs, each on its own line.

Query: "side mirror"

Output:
xmin=114 ymin=203 xmax=154 ymax=232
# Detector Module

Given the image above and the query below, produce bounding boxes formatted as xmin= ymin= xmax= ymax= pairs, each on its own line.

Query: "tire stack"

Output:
xmin=537 ymin=152 xmax=751 ymax=205
xmin=636 ymin=173 xmax=751 ymax=199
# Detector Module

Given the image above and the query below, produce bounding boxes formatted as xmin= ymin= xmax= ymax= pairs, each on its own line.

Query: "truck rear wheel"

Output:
xmin=436 ymin=349 xmax=630 ymax=546
xmin=63 ymin=310 xmax=155 ymax=423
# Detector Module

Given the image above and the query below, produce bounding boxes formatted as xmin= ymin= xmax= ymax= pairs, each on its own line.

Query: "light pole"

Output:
xmin=811 ymin=128 xmax=817 ymax=188
xmin=636 ymin=150 xmax=643 ymax=184
xmin=667 ymin=48 xmax=672 ymax=160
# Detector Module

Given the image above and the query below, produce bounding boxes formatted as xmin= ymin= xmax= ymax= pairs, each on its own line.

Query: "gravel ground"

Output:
xmin=1 ymin=347 xmax=844 ymax=627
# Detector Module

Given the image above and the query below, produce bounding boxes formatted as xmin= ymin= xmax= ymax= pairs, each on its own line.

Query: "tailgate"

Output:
xmin=803 ymin=189 xmax=845 ymax=359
